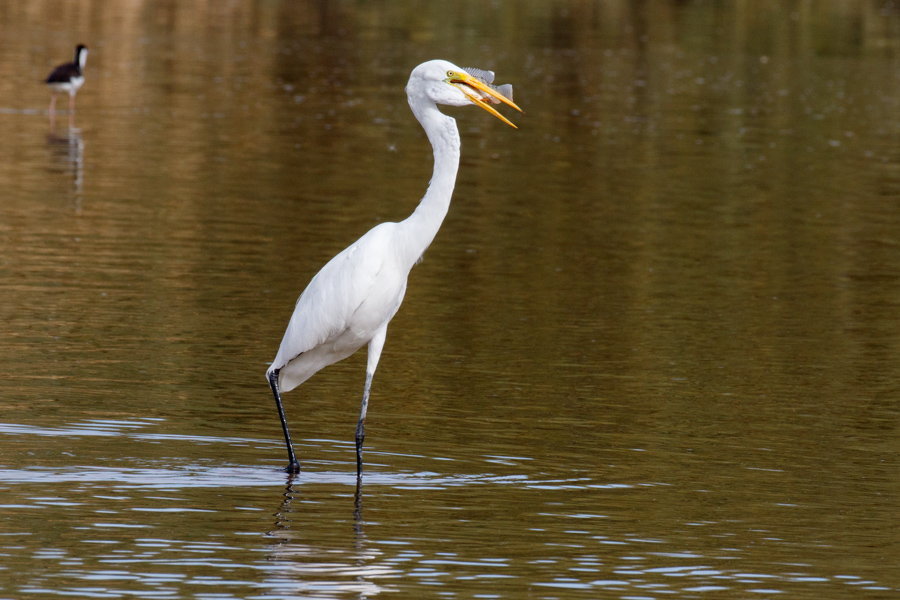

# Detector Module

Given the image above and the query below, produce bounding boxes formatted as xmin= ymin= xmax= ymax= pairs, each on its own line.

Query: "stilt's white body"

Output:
xmin=48 ymin=76 xmax=84 ymax=96
xmin=47 ymin=45 xmax=88 ymax=121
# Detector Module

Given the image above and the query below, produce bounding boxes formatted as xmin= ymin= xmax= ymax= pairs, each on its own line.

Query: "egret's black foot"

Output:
xmin=283 ymin=461 xmax=301 ymax=475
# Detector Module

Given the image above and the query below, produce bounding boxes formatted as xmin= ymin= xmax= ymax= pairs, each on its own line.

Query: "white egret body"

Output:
xmin=267 ymin=60 xmax=521 ymax=476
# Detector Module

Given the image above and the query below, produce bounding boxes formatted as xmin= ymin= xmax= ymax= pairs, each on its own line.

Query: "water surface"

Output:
xmin=0 ymin=1 xmax=898 ymax=598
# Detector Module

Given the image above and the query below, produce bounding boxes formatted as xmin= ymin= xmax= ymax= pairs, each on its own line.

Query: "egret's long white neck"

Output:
xmin=400 ymin=96 xmax=461 ymax=267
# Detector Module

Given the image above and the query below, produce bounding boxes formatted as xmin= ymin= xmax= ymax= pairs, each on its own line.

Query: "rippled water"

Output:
xmin=2 ymin=418 xmax=894 ymax=599
xmin=1 ymin=1 xmax=899 ymax=598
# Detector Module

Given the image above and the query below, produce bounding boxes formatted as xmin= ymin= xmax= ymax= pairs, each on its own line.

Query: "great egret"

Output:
xmin=46 ymin=44 xmax=88 ymax=125
xmin=266 ymin=59 xmax=521 ymax=477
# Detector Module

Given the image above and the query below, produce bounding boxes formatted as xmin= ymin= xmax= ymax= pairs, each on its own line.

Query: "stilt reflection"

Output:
xmin=46 ymin=127 xmax=84 ymax=210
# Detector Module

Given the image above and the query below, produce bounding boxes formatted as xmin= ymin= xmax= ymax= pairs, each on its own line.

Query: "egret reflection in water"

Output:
xmin=265 ymin=480 xmax=394 ymax=597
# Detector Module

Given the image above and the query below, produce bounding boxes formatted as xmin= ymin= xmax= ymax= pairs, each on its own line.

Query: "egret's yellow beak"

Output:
xmin=447 ymin=70 xmax=523 ymax=129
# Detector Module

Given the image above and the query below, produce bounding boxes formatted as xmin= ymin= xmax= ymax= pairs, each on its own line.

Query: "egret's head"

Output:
xmin=407 ymin=59 xmax=522 ymax=128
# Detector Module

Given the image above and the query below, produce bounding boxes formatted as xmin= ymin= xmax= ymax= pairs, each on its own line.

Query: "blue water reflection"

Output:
xmin=0 ymin=417 xmax=896 ymax=598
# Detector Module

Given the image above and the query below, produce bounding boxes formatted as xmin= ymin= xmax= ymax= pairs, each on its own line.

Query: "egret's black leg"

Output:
xmin=269 ymin=369 xmax=300 ymax=474
xmin=355 ymin=372 xmax=373 ymax=479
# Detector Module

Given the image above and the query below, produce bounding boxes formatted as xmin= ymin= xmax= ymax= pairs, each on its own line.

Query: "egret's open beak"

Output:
xmin=448 ymin=71 xmax=523 ymax=129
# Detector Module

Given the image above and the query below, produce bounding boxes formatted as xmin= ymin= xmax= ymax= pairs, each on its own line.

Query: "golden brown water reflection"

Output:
xmin=1 ymin=1 xmax=898 ymax=598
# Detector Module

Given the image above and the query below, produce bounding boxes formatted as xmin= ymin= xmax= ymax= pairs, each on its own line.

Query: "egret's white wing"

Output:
xmin=270 ymin=222 xmax=405 ymax=388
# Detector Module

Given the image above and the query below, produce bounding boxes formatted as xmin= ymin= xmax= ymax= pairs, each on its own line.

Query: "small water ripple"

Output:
xmin=0 ymin=464 xmax=541 ymax=491
xmin=0 ymin=419 xmax=274 ymax=447
xmin=0 ymin=418 xmax=607 ymax=492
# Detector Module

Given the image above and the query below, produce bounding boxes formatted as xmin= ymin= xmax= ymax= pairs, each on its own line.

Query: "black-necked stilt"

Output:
xmin=46 ymin=44 xmax=88 ymax=124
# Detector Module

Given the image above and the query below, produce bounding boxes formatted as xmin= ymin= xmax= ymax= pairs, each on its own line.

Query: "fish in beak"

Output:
xmin=446 ymin=67 xmax=523 ymax=128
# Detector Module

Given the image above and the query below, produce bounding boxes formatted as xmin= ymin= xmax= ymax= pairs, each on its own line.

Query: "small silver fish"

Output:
xmin=463 ymin=67 xmax=514 ymax=105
